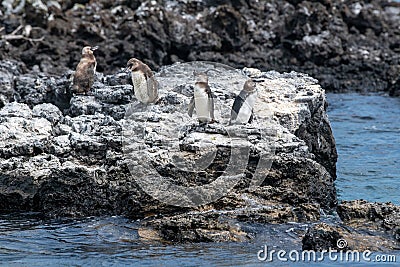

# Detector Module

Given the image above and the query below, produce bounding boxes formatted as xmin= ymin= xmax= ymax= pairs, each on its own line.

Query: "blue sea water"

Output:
xmin=0 ymin=93 xmax=399 ymax=266
xmin=327 ymin=93 xmax=400 ymax=205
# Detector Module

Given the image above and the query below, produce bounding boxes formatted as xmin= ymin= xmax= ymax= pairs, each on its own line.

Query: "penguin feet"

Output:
xmin=248 ymin=113 xmax=257 ymax=124
xmin=153 ymin=97 xmax=162 ymax=105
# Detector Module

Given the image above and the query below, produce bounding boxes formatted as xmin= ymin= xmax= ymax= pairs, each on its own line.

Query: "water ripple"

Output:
xmin=328 ymin=93 xmax=400 ymax=204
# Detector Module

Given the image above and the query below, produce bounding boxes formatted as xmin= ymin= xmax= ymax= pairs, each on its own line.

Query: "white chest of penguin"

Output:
xmin=194 ymin=85 xmax=211 ymax=121
xmin=132 ymin=72 xmax=149 ymax=103
xmin=236 ymin=92 xmax=257 ymax=124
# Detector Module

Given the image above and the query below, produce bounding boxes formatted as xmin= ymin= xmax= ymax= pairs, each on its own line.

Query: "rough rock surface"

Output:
xmin=0 ymin=60 xmax=337 ymax=242
xmin=0 ymin=0 xmax=399 ymax=95
xmin=0 ymin=60 xmax=398 ymax=248
xmin=338 ymin=200 xmax=400 ymax=242
xmin=0 ymin=60 xmax=26 ymax=108
xmin=139 ymin=212 xmax=251 ymax=243
xmin=302 ymin=222 xmax=400 ymax=251
xmin=302 ymin=200 xmax=400 ymax=251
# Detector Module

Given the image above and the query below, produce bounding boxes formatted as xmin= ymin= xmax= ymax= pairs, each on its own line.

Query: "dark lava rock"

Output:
xmin=139 ymin=212 xmax=250 ymax=243
xmin=302 ymin=223 xmax=345 ymax=251
xmin=236 ymin=202 xmax=321 ymax=224
xmin=33 ymin=103 xmax=63 ymax=126
xmin=337 ymin=200 xmax=400 ymax=241
xmin=302 ymin=221 xmax=400 ymax=251
xmin=0 ymin=61 xmax=397 ymax=246
xmin=0 ymin=60 xmax=26 ymax=108
xmin=389 ymin=76 xmax=400 ymax=97
xmin=303 ymin=200 xmax=400 ymax=251
xmin=0 ymin=63 xmax=336 ymax=228
xmin=1 ymin=0 xmax=400 ymax=95
xmin=250 ymin=156 xmax=336 ymax=209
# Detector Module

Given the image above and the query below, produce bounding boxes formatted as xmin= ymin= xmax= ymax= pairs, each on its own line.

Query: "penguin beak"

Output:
xmin=123 ymin=66 xmax=130 ymax=73
xmin=90 ymin=46 xmax=99 ymax=51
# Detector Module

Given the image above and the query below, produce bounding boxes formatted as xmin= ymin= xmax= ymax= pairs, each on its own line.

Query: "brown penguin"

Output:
xmin=72 ymin=46 xmax=98 ymax=95
xmin=125 ymin=58 xmax=159 ymax=104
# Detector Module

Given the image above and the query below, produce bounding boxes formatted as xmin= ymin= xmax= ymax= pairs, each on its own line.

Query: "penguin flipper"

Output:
xmin=230 ymin=94 xmax=245 ymax=122
xmin=188 ymin=97 xmax=195 ymax=117
xmin=230 ymin=98 xmax=240 ymax=121
xmin=209 ymin=95 xmax=215 ymax=121
xmin=147 ymin=76 xmax=159 ymax=103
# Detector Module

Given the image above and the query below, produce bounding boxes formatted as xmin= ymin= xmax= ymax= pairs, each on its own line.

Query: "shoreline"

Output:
xmin=0 ymin=60 xmax=398 ymax=251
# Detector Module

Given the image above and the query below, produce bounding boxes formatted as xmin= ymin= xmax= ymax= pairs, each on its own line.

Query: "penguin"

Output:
xmin=188 ymin=70 xmax=216 ymax=123
xmin=72 ymin=46 xmax=98 ymax=95
xmin=230 ymin=79 xmax=257 ymax=125
xmin=125 ymin=58 xmax=159 ymax=104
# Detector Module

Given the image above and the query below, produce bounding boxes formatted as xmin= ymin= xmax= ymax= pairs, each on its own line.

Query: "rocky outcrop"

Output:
xmin=302 ymin=222 xmax=400 ymax=252
xmin=0 ymin=0 xmax=399 ymax=95
xmin=1 ymin=59 xmax=398 ymax=248
xmin=302 ymin=200 xmax=400 ymax=251
xmin=338 ymin=200 xmax=400 ymax=226
xmin=139 ymin=212 xmax=251 ymax=243
xmin=338 ymin=200 xmax=400 ymax=242
xmin=0 ymin=60 xmax=26 ymax=108
xmin=0 ymin=60 xmax=337 ymax=242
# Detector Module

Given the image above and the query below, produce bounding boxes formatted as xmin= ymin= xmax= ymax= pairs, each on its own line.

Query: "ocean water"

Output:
xmin=0 ymin=93 xmax=399 ymax=266
xmin=1 ymin=214 xmax=398 ymax=267
xmin=327 ymin=93 xmax=400 ymax=205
